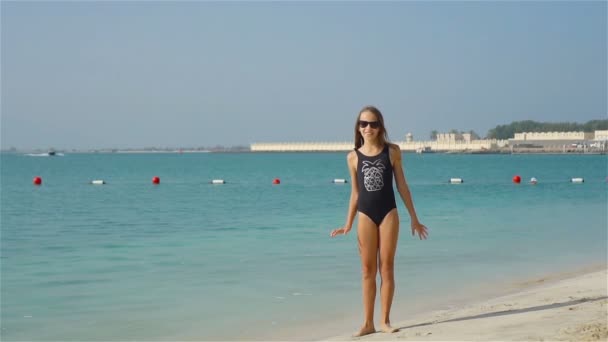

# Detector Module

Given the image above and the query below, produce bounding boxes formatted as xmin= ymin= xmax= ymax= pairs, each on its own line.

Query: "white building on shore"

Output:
xmin=512 ymin=132 xmax=594 ymax=141
xmin=593 ymin=130 xmax=608 ymax=141
xmin=507 ymin=130 xmax=607 ymax=152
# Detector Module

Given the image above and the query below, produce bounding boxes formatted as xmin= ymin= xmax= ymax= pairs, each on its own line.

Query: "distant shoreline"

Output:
xmin=2 ymin=150 xmax=606 ymax=155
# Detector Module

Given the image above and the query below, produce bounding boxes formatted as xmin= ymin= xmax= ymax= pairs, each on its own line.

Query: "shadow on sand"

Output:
xmin=398 ymin=296 xmax=608 ymax=331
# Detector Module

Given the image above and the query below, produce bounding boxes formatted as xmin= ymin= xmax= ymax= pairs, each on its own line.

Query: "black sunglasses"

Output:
xmin=358 ymin=120 xmax=380 ymax=129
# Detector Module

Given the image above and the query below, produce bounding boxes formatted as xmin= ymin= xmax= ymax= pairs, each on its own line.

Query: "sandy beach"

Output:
xmin=325 ymin=267 xmax=607 ymax=341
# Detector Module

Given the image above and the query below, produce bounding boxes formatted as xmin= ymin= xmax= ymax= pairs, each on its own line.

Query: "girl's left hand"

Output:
xmin=411 ymin=221 xmax=428 ymax=240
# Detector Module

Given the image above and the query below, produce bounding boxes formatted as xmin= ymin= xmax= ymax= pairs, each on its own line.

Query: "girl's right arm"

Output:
xmin=330 ymin=151 xmax=358 ymax=237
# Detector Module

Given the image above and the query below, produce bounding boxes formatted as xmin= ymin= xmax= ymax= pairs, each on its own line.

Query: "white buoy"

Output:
xmin=449 ymin=178 xmax=464 ymax=184
xmin=91 ymin=180 xmax=106 ymax=185
xmin=530 ymin=177 xmax=538 ymax=184
xmin=211 ymin=179 xmax=226 ymax=184
xmin=571 ymin=178 xmax=584 ymax=183
xmin=332 ymin=179 xmax=347 ymax=183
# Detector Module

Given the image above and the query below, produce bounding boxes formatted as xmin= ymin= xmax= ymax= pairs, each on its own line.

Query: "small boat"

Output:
xmin=25 ymin=151 xmax=64 ymax=157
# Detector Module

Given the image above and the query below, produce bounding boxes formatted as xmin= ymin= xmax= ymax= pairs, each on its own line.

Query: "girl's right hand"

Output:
xmin=330 ymin=226 xmax=351 ymax=237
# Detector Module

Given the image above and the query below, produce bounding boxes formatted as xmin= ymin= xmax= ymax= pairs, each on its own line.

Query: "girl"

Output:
xmin=330 ymin=105 xmax=428 ymax=337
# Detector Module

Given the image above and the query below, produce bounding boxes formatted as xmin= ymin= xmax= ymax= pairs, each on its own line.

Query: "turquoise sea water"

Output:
xmin=1 ymin=152 xmax=606 ymax=340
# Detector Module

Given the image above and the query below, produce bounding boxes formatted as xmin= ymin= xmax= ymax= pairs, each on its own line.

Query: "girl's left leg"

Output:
xmin=378 ymin=208 xmax=400 ymax=333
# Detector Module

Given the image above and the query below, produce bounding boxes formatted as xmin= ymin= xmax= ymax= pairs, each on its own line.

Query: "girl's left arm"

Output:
xmin=391 ymin=144 xmax=428 ymax=239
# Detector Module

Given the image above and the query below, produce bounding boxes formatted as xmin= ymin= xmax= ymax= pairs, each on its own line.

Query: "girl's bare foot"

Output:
xmin=380 ymin=323 xmax=399 ymax=333
xmin=353 ymin=323 xmax=376 ymax=337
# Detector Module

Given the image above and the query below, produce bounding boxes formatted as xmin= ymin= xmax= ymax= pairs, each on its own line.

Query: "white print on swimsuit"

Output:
xmin=362 ymin=159 xmax=385 ymax=192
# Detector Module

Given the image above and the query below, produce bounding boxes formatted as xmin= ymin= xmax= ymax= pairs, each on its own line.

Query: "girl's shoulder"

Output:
xmin=387 ymin=143 xmax=402 ymax=163
xmin=347 ymin=150 xmax=358 ymax=161
xmin=387 ymin=143 xmax=401 ymax=153
xmin=347 ymin=150 xmax=358 ymax=169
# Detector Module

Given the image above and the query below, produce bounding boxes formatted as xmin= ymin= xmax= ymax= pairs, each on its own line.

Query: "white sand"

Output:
xmin=325 ymin=267 xmax=607 ymax=341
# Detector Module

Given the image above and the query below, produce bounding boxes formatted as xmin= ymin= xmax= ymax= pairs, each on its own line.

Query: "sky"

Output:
xmin=1 ymin=1 xmax=606 ymax=150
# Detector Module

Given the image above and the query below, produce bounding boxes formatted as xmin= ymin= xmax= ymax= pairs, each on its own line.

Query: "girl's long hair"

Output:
xmin=354 ymin=105 xmax=390 ymax=149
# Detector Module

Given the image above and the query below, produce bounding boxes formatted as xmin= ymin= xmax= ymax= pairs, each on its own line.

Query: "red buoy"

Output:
xmin=512 ymin=175 xmax=521 ymax=184
xmin=272 ymin=178 xmax=281 ymax=185
xmin=33 ymin=176 xmax=42 ymax=185
xmin=152 ymin=176 xmax=160 ymax=184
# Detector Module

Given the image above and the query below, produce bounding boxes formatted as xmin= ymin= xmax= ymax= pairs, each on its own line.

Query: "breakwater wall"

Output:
xmin=251 ymin=140 xmax=508 ymax=152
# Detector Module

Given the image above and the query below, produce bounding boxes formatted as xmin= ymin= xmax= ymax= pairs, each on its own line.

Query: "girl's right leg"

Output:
xmin=354 ymin=212 xmax=379 ymax=337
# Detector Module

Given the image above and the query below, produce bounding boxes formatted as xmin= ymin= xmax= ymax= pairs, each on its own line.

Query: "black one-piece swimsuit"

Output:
xmin=355 ymin=145 xmax=397 ymax=226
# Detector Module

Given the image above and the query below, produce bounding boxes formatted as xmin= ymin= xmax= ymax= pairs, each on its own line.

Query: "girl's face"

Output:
xmin=358 ymin=110 xmax=381 ymax=140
